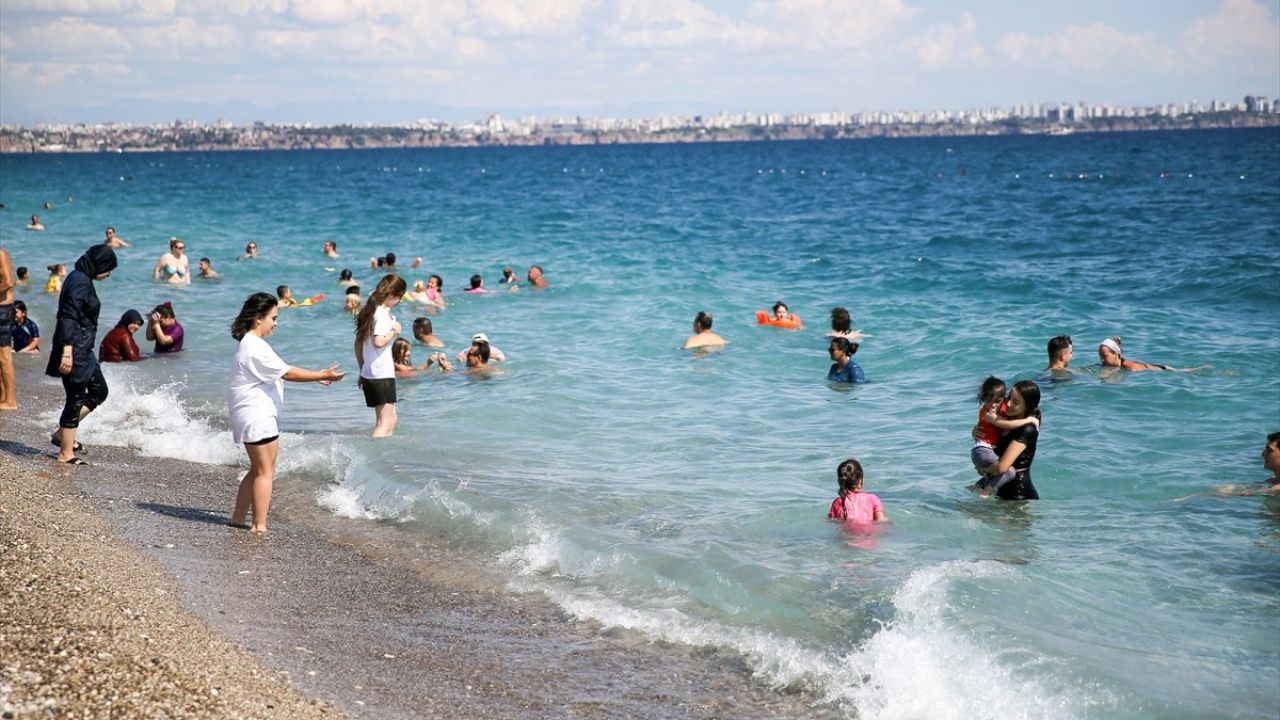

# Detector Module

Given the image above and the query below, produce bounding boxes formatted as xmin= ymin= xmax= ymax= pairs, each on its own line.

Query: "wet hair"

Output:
xmin=245 ymin=242 xmax=256 ymax=253
xmin=169 ymin=237 xmax=183 ymax=250
xmin=324 ymin=240 xmax=337 ymax=250
xmin=339 ymin=268 xmax=353 ymax=281
xmin=772 ymin=301 xmax=788 ymax=315
xmin=106 ymin=226 xmax=115 ymax=233
xmin=977 ymin=376 xmax=1007 ymax=404
xmin=830 ymin=307 xmax=851 ymax=333
xmin=355 ymin=274 xmax=407 ymax=342
xmin=345 ymin=285 xmax=361 ymax=296
xmin=829 ymin=336 xmax=854 ymax=356
xmin=392 ymin=337 xmax=411 ymax=365
xmin=429 ymin=274 xmax=443 ymax=288
xmin=469 ymin=339 xmax=491 ymax=363
xmin=1268 ymin=431 xmax=1280 ymax=446
xmin=152 ymin=301 xmax=176 ymax=320
xmin=836 ymin=459 xmax=864 ymax=498
xmin=1047 ymin=335 xmax=1072 ymax=363
xmin=47 ymin=263 xmax=65 ymax=274
xmin=1011 ymin=380 xmax=1042 ymax=424
xmin=413 ymin=317 xmax=433 ymax=336
xmin=469 ymin=274 xmax=483 ymax=289
xmin=230 ymin=292 xmax=277 ymax=340
xmin=375 ymin=256 xmax=386 ymax=268
xmin=199 ymin=257 xmax=212 ymax=265
xmin=13 ymin=300 xmax=27 ymax=314
xmin=16 ymin=267 xmax=28 ymax=280
xmin=385 ymin=252 xmax=397 ymax=266
xmin=276 ymin=285 xmax=291 ymax=298
xmin=694 ymin=311 xmax=713 ymax=331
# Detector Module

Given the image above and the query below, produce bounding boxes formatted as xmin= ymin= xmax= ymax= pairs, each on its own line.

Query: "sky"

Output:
xmin=1 ymin=0 xmax=1278 ymax=125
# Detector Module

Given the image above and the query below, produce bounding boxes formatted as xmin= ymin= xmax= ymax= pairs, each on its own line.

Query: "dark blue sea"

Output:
xmin=3 ymin=128 xmax=1279 ymax=718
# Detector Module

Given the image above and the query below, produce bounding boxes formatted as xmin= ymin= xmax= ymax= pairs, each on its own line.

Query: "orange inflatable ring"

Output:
xmin=755 ymin=310 xmax=803 ymax=329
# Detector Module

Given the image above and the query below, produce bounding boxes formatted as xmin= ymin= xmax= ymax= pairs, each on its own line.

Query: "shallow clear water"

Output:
xmin=4 ymin=129 xmax=1279 ymax=718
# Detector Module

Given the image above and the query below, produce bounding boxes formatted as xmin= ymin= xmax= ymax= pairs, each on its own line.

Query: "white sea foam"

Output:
xmin=508 ymin=556 xmax=1087 ymax=719
xmin=42 ymin=368 xmax=241 ymax=465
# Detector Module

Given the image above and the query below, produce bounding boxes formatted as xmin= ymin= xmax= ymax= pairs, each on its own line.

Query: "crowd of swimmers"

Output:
xmin=1 ymin=223 xmax=1275 ymax=535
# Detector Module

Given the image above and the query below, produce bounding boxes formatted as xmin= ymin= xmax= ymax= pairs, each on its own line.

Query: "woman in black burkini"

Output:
xmin=978 ymin=379 xmax=1042 ymax=500
xmin=45 ymin=244 xmax=116 ymax=465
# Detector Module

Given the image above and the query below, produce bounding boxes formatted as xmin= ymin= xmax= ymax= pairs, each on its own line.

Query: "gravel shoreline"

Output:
xmin=1 ymin=361 xmax=835 ymax=719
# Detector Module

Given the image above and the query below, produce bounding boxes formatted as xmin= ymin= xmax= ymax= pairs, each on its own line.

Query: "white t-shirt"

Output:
xmin=226 ymin=333 xmax=290 ymax=444
xmin=360 ymin=305 xmax=396 ymax=380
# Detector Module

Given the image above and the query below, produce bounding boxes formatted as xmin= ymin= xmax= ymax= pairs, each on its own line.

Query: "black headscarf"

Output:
xmin=74 ymin=244 xmax=118 ymax=277
xmin=116 ymin=309 xmax=144 ymax=329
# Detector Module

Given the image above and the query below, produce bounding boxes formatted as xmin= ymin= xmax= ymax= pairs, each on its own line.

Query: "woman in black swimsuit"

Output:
xmin=979 ymin=379 xmax=1042 ymax=500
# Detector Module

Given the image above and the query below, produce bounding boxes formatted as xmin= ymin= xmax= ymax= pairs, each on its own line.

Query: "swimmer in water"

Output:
xmin=455 ymin=333 xmax=505 ymax=363
xmin=277 ymin=285 xmax=299 ymax=308
xmin=323 ymin=240 xmax=339 ymax=259
xmin=462 ymin=274 xmax=489 ymax=294
xmin=392 ymin=337 xmax=451 ymax=377
xmin=827 ymin=458 xmax=887 ymax=524
xmin=344 ymin=285 xmax=361 ymax=315
xmin=15 ymin=267 xmax=29 ymax=287
xmin=153 ymin=237 xmax=191 ymax=285
xmin=1097 ymin=337 xmax=1176 ymax=372
xmin=44 ymin=264 xmax=67 ymax=294
xmin=238 ymin=242 xmax=259 ymax=261
xmin=827 ymin=307 xmax=865 ymax=341
xmin=338 ymin=269 xmax=357 ymax=287
xmin=404 ymin=280 xmax=432 ymax=304
xmin=500 ymin=266 xmax=519 ymax=286
xmin=684 ymin=311 xmax=727 ymax=349
xmin=1210 ymin=432 xmax=1280 ymax=497
xmin=527 ymin=264 xmax=548 ymax=289
xmin=412 ymin=317 xmax=444 ymax=348
xmin=425 ymin=274 xmax=446 ymax=308
xmin=197 ymin=257 xmax=219 ymax=279
xmin=27 ymin=215 xmax=45 ymax=231
xmin=103 ymin=226 xmax=131 ymax=248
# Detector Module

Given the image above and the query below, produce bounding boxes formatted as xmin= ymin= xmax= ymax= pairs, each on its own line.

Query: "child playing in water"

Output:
xmin=391 ymin=337 xmax=451 ymax=377
xmin=827 ymin=458 xmax=887 ymax=523
xmin=44 ymin=263 xmax=66 ymax=294
xmin=971 ymin=376 xmax=1040 ymax=491
xmin=277 ymin=285 xmax=300 ymax=308
xmin=344 ymin=286 xmax=361 ymax=315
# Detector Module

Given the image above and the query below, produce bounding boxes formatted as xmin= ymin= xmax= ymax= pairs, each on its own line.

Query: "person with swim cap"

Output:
xmin=1098 ymin=337 xmax=1173 ymax=372
xmin=684 ymin=311 xmax=727 ymax=349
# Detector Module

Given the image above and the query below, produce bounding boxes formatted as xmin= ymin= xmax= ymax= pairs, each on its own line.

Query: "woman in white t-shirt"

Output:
xmin=354 ymin=273 xmax=406 ymax=437
xmin=227 ymin=292 xmax=346 ymax=533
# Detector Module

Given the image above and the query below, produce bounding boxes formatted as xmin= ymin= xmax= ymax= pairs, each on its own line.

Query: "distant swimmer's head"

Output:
xmin=429 ymin=274 xmax=443 ymax=290
xmin=1047 ymin=335 xmax=1073 ymax=367
xmin=772 ymin=301 xmax=790 ymax=320
xmin=16 ymin=267 xmax=28 ymax=281
xmin=413 ymin=317 xmax=433 ymax=339
xmin=830 ymin=307 xmax=851 ymax=334
xmin=323 ymin=240 xmax=337 ymax=253
xmin=245 ymin=242 xmax=258 ymax=256
xmin=837 ymin=458 xmax=865 ymax=495
xmin=340 ymin=268 xmax=353 ymax=282
xmin=385 ymin=252 xmax=397 ymax=267
xmin=392 ymin=337 xmax=412 ymax=365
xmin=829 ymin=336 xmax=856 ymax=361
xmin=694 ymin=311 xmax=714 ymax=332
xmin=1265 ymin=432 xmax=1280 ymax=478
xmin=976 ymin=376 xmax=1007 ymax=405
xmin=413 ymin=280 xmax=426 ymax=293
xmin=502 ymin=267 xmax=516 ymax=281
xmin=469 ymin=274 xmax=483 ymax=289
xmin=276 ymin=285 xmax=292 ymax=300
xmin=1098 ymin=337 xmax=1124 ymax=366
xmin=346 ymin=285 xmax=361 ymax=296
xmin=230 ymin=292 xmax=279 ymax=341
xmin=169 ymin=237 xmax=184 ymax=253
xmin=466 ymin=338 xmax=491 ymax=367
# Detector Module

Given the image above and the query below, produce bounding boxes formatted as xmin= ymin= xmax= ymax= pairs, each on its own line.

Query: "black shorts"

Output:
xmin=245 ymin=435 xmax=278 ymax=446
xmin=361 ymin=377 xmax=397 ymax=407
xmin=0 ymin=304 xmax=12 ymax=348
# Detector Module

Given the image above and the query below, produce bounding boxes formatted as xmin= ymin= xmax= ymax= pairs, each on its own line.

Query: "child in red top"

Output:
xmin=971 ymin=376 xmax=1039 ymax=490
xmin=827 ymin=458 xmax=886 ymax=525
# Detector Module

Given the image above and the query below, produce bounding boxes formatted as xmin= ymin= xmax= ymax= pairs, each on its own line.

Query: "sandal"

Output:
xmin=58 ymin=457 xmax=88 ymax=466
xmin=50 ymin=434 xmax=86 ymax=454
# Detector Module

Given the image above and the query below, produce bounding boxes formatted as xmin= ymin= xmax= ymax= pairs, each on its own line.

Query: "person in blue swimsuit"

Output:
xmin=827 ymin=337 xmax=865 ymax=383
xmin=152 ymin=237 xmax=190 ymax=285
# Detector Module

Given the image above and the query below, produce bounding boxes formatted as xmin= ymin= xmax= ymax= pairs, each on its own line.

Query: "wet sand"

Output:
xmin=1 ymin=360 xmax=836 ymax=719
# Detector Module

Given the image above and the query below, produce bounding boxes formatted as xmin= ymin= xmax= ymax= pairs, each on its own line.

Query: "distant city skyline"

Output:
xmin=1 ymin=0 xmax=1277 ymax=126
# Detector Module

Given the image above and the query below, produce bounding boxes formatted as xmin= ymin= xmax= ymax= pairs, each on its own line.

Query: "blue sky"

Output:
xmin=1 ymin=0 xmax=1277 ymax=125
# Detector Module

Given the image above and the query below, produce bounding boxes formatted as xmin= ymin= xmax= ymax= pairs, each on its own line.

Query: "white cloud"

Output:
xmin=2 ymin=0 xmax=174 ymax=15
xmin=748 ymin=0 xmax=921 ymax=51
xmin=998 ymin=22 xmax=1176 ymax=74
xmin=1182 ymin=0 xmax=1280 ymax=66
xmin=3 ymin=60 xmax=132 ymax=87
xmin=470 ymin=0 xmax=592 ymax=38
xmin=4 ymin=17 xmax=134 ymax=57
xmin=605 ymin=0 xmax=776 ymax=50
xmin=904 ymin=12 xmax=987 ymax=71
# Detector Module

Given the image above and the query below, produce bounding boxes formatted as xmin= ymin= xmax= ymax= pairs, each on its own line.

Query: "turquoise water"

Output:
xmin=3 ymin=129 xmax=1279 ymax=718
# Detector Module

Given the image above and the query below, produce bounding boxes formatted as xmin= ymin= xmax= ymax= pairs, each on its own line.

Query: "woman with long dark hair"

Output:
xmin=354 ymin=274 xmax=406 ymax=437
xmin=978 ymin=379 xmax=1043 ymax=500
xmin=45 ymin=244 xmax=117 ymax=464
xmin=227 ymin=292 xmax=345 ymax=532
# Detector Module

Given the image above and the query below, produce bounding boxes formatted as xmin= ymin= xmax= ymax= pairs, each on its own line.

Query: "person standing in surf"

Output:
xmin=227 ymin=292 xmax=345 ymax=532
xmin=354 ymin=274 xmax=406 ymax=437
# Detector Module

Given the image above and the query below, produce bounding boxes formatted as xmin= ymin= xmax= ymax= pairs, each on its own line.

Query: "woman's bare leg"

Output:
xmin=231 ymin=440 xmax=279 ymax=532
xmin=372 ymin=403 xmax=397 ymax=437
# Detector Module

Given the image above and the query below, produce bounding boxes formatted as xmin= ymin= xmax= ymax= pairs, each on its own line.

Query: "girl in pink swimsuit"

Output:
xmin=827 ymin=458 xmax=887 ymax=525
